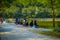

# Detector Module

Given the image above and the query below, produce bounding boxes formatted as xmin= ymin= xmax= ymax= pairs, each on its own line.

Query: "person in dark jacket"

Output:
xmin=15 ymin=17 xmax=19 ymax=24
xmin=26 ymin=22 xmax=28 ymax=26
xmin=30 ymin=20 xmax=33 ymax=27
xmin=34 ymin=20 xmax=37 ymax=28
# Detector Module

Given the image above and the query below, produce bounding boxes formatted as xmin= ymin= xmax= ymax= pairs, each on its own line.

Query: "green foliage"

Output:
xmin=0 ymin=0 xmax=60 ymax=18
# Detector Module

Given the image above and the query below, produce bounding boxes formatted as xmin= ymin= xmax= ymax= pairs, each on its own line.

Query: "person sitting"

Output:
xmin=34 ymin=20 xmax=38 ymax=28
xmin=0 ymin=18 xmax=3 ymax=24
xmin=15 ymin=17 xmax=19 ymax=24
xmin=30 ymin=20 xmax=33 ymax=28
xmin=26 ymin=22 xmax=28 ymax=26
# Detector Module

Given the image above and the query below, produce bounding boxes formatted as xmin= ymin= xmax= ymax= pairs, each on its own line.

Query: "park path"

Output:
xmin=0 ymin=23 xmax=60 ymax=40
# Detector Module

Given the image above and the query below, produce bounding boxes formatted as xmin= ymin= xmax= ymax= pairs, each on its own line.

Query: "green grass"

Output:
xmin=35 ymin=31 xmax=60 ymax=38
xmin=27 ymin=19 xmax=60 ymax=29
xmin=36 ymin=20 xmax=60 ymax=29
xmin=7 ymin=18 xmax=60 ymax=29
xmin=29 ymin=20 xmax=60 ymax=38
xmin=36 ymin=21 xmax=53 ymax=28
xmin=30 ymin=29 xmax=60 ymax=38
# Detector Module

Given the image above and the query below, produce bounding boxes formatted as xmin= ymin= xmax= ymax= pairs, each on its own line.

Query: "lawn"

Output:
xmin=29 ymin=19 xmax=60 ymax=38
xmin=37 ymin=20 xmax=53 ymax=28
xmin=30 ymin=30 xmax=60 ymax=38
xmin=27 ymin=19 xmax=60 ymax=29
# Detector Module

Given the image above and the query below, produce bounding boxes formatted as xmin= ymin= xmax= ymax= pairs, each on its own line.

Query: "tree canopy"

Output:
xmin=0 ymin=0 xmax=60 ymax=18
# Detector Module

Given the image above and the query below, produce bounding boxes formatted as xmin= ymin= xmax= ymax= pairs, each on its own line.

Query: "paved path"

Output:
xmin=0 ymin=23 xmax=60 ymax=40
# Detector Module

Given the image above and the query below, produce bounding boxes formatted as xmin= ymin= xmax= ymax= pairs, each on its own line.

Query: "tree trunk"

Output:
xmin=51 ymin=0 xmax=55 ymax=28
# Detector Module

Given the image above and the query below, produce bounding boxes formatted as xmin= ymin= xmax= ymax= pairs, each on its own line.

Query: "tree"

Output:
xmin=50 ymin=0 xmax=55 ymax=28
xmin=0 ymin=0 xmax=60 ymax=18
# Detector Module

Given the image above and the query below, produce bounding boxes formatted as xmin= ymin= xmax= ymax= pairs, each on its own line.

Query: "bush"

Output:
xmin=55 ymin=22 xmax=60 ymax=32
xmin=55 ymin=27 xmax=60 ymax=32
xmin=57 ymin=22 xmax=60 ymax=27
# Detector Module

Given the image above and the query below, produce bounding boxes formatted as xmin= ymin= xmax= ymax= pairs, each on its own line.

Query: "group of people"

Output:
xmin=15 ymin=18 xmax=28 ymax=26
xmin=15 ymin=18 xmax=38 ymax=28
xmin=30 ymin=20 xmax=37 ymax=28
xmin=0 ymin=17 xmax=38 ymax=28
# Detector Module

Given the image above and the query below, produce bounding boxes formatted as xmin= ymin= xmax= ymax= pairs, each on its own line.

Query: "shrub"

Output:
xmin=55 ymin=22 xmax=60 ymax=32
xmin=57 ymin=22 xmax=60 ymax=27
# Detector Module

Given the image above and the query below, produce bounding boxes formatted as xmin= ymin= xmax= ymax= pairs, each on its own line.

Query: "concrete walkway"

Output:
xmin=0 ymin=23 xmax=60 ymax=40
